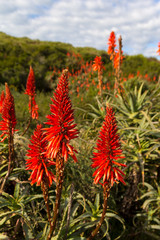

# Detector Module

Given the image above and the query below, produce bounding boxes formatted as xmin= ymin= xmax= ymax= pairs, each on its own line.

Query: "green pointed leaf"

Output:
xmin=23 ymin=194 xmax=44 ymax=204
xmin=0 ymin=216 xmax=9 ymax=226
xmin=68 ymin=237 xmax=86 ymax=240
xmin=0 ymin=202 xmax=10 ymax=209
xmin=94 ymin=193 xmax=100 ymax=210
xmin=14 ymin=183 xmax=20 ymax=199
xmin=142 ymin=199 xmax=157 ymax=209
xmin=1 ymin=192 xmax=14 ymax=202
xmin=0 ymin=164 xmax=8 ymax=172
xmin=140 ymin=190 xmax=156 ymax=200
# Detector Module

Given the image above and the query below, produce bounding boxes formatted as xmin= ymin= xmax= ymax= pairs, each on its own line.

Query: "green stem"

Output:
xmin=0 ymin=125 xmax=14 ymax=192
xmin=47 ymin=152 xmax=64 ymax=240
xmin=64 ymin=183 xmax=74 ymax=239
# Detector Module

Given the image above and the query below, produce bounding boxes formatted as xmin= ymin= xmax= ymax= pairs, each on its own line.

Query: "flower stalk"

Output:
xmin=92 ymin=56 xmax=104 ymax=96
xmin=0 ymin=83 xmax=16 ymax=192
xmin=87 ymin=105 xmax=126 ymax=239
xmin=26 ymin=124 xmax=55 ymax=231
xmin=114 ymin=35 xmax=123 ymax=94
xmin=107 ymin=32 xmax=124 ymax=95
xmin=87 ymin=185 xmax=111 ymax=240
xmin=44 ymin=69 xmax=78 ymax=239
xmin=47 ymin=151 xmax=64 ymax=240
xmin=22 ymin=66 xmax=38 ymax=136
xmin=41 ymin=181 xmax=52 ymax=227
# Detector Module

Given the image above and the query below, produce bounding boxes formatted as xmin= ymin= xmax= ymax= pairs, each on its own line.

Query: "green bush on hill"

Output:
xmin=0 ymin=32 xmax=160 ymax=92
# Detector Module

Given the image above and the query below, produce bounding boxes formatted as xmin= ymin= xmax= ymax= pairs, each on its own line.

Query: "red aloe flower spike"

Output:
xmin=88 ymin=105 xmax=126 ymax=240
xmin=107 ymin=32 xmax=124 ymax=95
xmin=0 ymin=90 xmax=5 ymax=114
xmin=44 ymin=69 xmax=78 ymax=162
xmin=92 ymin=56 xmax=104 ymax=96
xmin=0 ymin=83 xmax=17 ymax=191
xmin=157 ymin=41 xmax=160 ymax=55
xmin=92 ymin=56 xmax=104 ymax=72
xmin=107 ymin=31 xmax=116 ymax=57
xmin=26 ymin=124 xmax=55 ymax=227
xmin=92 ymin=105 xmax=126 ymax=187
xmin=113 ymin=49 xmax=124 ymax=70
xmin=25 ymin=66 xmax=38 ymax=119
xmin=22 ymin=66 xmax=38 ymax=136
xmin=26 ymin=124 xmax=55 ymax=187
xmin=25 ymin=66 xmax=36 ymax=97
xmin=45 ymin=69 xmax=78 ymax=240
xmin=0 ymin=83 xmax=17 ymax=141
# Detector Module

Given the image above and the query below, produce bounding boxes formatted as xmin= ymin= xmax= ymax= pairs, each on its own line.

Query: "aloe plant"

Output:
xmin=133 ymin=182 xmax=160 ymax=239
xmin=112 ymin=83 xmax=149 ymax=121
xmin=0 ymin=182 xmax=47 ymax=239
xmin=41 ymin=189 xmax=125 ymax=240
xmin=76 ymin=193 xmax=126 ymax=240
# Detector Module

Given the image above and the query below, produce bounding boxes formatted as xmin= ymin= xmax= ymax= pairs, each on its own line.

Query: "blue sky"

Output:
xmin=0 ymin=0 xmax=160 ymax=59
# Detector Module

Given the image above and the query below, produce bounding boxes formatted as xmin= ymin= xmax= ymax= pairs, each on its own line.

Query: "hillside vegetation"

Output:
xmin=0 ymin=31 xmax=160 ymax=92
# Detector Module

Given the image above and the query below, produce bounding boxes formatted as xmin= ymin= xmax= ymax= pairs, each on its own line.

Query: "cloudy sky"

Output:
xmin=0 ymin=0 xmax=160 ymax=58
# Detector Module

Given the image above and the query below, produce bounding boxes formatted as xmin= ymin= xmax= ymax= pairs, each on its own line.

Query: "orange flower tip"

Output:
xmin=92 ymin=56 xmax=104 ymax=72
xmin=25 ymin=66 xmax=36 ymax=96
xmin=107 ymin=31 xmax=116 ymax=55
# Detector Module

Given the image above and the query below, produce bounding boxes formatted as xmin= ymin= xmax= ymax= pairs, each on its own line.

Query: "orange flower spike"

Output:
xmin=113 ymin=50 xmax=119 ymax=69
xmin=107 ymin=31 xmax=116 ymax=55
xmin=92 ymin=56 xmax=104 ymax=96
xmin=44 ymin=69 xmax=78 ymax=162
xmin=25 ymin=66 xmax=38 ymax=120
xmin=0 ymin=83 xmax=17 ymax=141
xmin=157 ymin=41 xmax=160 ymax=55
xmin=45 ymin=70 xmax=79 ymax=239
xmin=92 ymin=105 xmax=126 ymax=187
xmin=26 ymin=124 xmax=56 ymax=187
xmin=92 ymin=56 xmax=104 ymax=72
xmin=0 ymin=90 xmax=5 ymax=114
xmin=2 ymin=83 xmax=16 ymax=129
xmin=113 ymin=50 xmax=124 ymax=70
xmin=25 ymin=66 xmax=36 ymax=97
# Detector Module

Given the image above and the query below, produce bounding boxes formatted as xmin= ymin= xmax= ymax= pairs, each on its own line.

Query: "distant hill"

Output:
xmin=0 ymin=32 xmax=159 ymax=91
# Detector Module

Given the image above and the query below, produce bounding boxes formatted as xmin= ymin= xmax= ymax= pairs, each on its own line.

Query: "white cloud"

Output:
xmin=0 ymin=0 xmax=160 ymax=58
